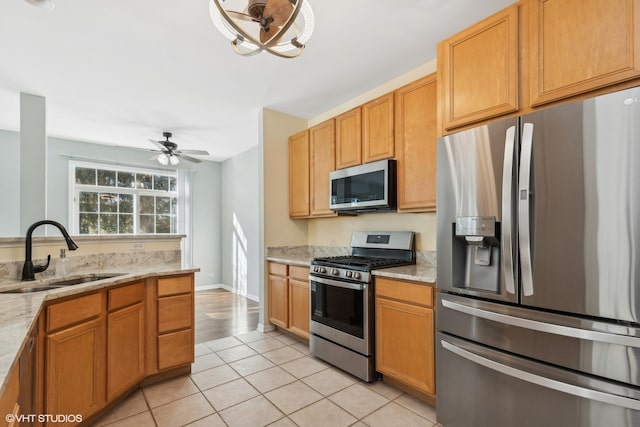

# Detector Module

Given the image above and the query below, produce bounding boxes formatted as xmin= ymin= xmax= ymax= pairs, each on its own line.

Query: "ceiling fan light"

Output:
xmin=169 ymin=155 xmax=180 ymax=166
xmin=24 ymin=0 xmax=55 ymax=10
xmin=157 ymin=153 xmax=169 ymax=166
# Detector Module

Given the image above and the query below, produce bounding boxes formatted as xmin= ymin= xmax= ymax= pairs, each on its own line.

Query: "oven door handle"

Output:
xmin=310 ymin=275 xmax=367 ymax=291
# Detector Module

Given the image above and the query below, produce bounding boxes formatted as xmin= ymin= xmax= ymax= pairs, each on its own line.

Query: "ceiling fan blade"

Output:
xmin=149 ymin=139 xmax=168 ymax=151
xmin=177 ymin=153 xmax=202 ymax=164
xmin=177 ymin=149 xmax=210 ymax=156
xmin=260 ymin=0 xmax=294 ymax=43
xmin=227 ymin=10 xmax=260 ymax=22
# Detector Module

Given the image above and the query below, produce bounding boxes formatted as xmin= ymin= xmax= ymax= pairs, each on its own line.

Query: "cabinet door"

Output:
xmin=335 ymin=108 xmax=362 ymax=169
xmin=309 ymin=119 xmax=336 ymax=217
xmin=107 ymin=302 xmax=145 ymax=401
xmin=530 ymin=0 xmax=640 ymax=106
xmin=46 ymin=317 xmax=106 ymax=425
xmin=288 ymin=278 xmax=310 ymax=339
xmin=439 ymin=4 xmax=519 ymax=130
xmin=268 ymin=274 xmax=288 ymax=328
xmin=362 ymin=93 xmax=395 ymax=162
xmin=289 ymin=130 xmax=310 ymax=218
xmin=395 ymin=74 xmax=438 ymax=212
xmin=375 ymin=298 xmax=435 ymax=396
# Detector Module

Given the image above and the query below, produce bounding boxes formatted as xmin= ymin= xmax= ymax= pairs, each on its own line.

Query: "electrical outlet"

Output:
xmin=130 ymin=243 xmax=145 ymax=251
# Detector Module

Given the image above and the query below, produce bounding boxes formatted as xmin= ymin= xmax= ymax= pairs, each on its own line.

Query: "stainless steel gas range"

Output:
xmin=309 ymin=231 xmax=415 ymax=382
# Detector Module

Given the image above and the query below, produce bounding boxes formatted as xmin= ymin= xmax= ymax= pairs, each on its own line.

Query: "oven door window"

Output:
xmin=310 ymin=279 xmax=365 ymax=339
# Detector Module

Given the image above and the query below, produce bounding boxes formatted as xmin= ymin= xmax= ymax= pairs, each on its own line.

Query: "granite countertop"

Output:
xmin=0 ymin=264 xmax=199 ymax=399
xmin=266 ymin=254 xmax=314 ymax=267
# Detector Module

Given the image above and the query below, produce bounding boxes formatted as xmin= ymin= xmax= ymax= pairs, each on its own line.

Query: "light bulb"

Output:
xmin=24 ymin=0 xmax=55 ymax=10
xmin=157 ymin=153 xmax=169 ymax=166
xmin=169 ymin=155 xmax=180 ymax=166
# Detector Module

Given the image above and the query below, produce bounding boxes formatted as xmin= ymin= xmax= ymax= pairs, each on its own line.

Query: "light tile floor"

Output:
xmin=94 ymin=331 xmax=439 ymax=427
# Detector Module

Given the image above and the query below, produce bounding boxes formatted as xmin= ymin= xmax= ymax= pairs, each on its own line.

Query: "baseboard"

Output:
xmin=258 ymin=323 xmax=276 ymax=333
xmin=195 ymin=284 xmax=259 ymax=302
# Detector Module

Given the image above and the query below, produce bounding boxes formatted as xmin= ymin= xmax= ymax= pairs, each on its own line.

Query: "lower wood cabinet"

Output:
xmin=107 ymin=281 xmax=145 ymax=401
xmin=375 ymin=277 xmax=435 ymax=398
xmin=45 ymin=293 xmax=106 ymax=425
xmin=268 ymin=262 xmax=310 ymax=339
xmin=0 ymin=362 xmax=20 ymax=427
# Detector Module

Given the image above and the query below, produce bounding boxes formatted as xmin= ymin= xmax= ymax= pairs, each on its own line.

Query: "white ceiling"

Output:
xmin=0 ymin=0 xmax=513 ymax=162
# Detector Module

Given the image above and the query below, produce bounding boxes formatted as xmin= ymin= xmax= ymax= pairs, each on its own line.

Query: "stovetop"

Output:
xmin=311 ymin=255 xmax=412 ymax=271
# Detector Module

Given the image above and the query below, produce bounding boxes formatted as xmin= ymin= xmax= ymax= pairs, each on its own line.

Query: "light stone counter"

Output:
xmin=373 ymin=263 xmax=436 ymax=284
xmin=0 ymin=264 xmax=199 ymax=399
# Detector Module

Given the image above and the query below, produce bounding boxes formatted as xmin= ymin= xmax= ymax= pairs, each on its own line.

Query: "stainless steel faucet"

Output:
xmin=22 ymin=220 xmax=79 ymax=281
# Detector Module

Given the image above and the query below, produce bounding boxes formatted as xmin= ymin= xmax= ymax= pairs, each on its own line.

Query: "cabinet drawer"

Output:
xmin=157 ymin=275 xmax=192 ymax=297
xmin=158 ymin=329 xmax=193 ymax=370
xmin=268 ymin=262 xmax=288 ymax=277
xmin=375 ymin=277 xmax=433 ymax=307
xmin=158 ymin=294 xmax=193 ymax=333
xmin=289 ymin=265 xmax=310 ymax=281
xmin=47 ymin=292 xmax=104 ymax=332
xmin=108 ymin=281 xmax=145 ymax=311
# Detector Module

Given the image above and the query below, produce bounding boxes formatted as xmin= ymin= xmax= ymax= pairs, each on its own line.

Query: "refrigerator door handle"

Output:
xmin=441 ymin=298 xmax=640 ymax=347
xmin=441 ymin=339 xmax=640 ymax=411
xmin=501 ymin=126 xmax=516 ymax=295
xmin=519 ymin=123 xmax=534 ymax=296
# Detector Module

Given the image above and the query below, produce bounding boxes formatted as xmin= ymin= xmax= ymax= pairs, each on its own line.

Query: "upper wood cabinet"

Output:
xmin=309 ymin=119 xmax=337 ymax=217
xmin=439 ymin=4 xmax=519 ymax=131
xmin=289 ymin=130 xmax=310 ymax=218
xmin=395 ymin=74 xmax=438 ymax=212
xmin=529 ymin=0 xmax=640 ymax=106
xmin=362 ymin=93 xmax=395 ymax=163
xmin=335 ymin=108 xmax=362 ymax=169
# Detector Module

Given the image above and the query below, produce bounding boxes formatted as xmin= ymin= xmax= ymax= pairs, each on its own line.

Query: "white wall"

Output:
xmin=221 ymin=146 xmax=260 ymax=301
xmin=0 ymin=130 xmax=20 ymax=236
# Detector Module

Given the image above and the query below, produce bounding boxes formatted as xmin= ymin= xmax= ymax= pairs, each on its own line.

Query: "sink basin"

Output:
xmin=0 ymin=274 xmax=124 ymax=294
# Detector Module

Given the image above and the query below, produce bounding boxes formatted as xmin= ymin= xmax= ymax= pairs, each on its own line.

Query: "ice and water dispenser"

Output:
xmin=451 ymin=216 xmax=501 ymax=293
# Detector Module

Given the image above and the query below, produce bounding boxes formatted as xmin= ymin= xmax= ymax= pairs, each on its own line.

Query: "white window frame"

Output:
xmin=69 ymin=160 xmax=179 ymax=235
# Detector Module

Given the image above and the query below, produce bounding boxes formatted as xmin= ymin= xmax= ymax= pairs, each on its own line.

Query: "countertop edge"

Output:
xmin=0 ymin=266 xmax=199 ymax=399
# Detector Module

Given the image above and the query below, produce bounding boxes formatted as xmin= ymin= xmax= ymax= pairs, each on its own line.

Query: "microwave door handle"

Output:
xmin=519 ymin=123 xmax=534 ymax=296
xmin=501 ymin=125 xmax=516 ymax=295
xmin=440 ymin=339 xmax=640 ymax=411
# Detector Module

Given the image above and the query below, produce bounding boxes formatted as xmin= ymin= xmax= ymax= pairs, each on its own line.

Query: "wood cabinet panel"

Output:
xmin=46 ymin=292 xmax=103 ymax=332
xmin=107 ymin=302 xmax=145 ymax=401
xmin=335 ymin=108 xmax=362 ymax=169
xmin=268 ymin=262 xmax=288 ymax=277
xmin=268 ymin=275 xmax=288 ymax=328
xmin=0 ymin=363 xmax=19 ymax=427
xmin=45 ymin=317 xmax=106 ymax=424
xmin=439 ymin=4 xmax=519 ymax=130
xmin=288 ymin=278 xmax=310 ymax=339
xmin=376 ymin=277 xmax=433 ymax=307
xmin=157 ymin=329 xmax=193 ymax=371
xmin=362 ymin=93 xmax=395 ymax=162
xmin=376 ymin=297 xmax=435 ymax=396
xmin=530 ymin=0 xmax=640 ymax=106
xmin=108 ymin=281 xmax=145 ymax=311
xmin=289 ymin=130 xmax=310 ymax=218
xmin=289 ymin=265 xmax=310 ymax=281
xmin=309 ymin=120 xmax=336 ymax=216
xmin=395 ymin=74 xmax=438 ymax=212
xmin=158 ymin=294 xmax=193 ymax=333
xmin=157 ymin=275 xmax=192 ymax=297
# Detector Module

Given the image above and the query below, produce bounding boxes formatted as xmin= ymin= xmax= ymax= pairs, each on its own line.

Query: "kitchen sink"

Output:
xmin=0 ymin=273 xmax=124 ymax=294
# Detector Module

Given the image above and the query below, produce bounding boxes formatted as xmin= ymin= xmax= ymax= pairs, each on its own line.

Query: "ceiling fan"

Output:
xmin=148 ymin=132 xmax=210 ymax=165
xmin=223 ymin=0 xmax=298 ymax=45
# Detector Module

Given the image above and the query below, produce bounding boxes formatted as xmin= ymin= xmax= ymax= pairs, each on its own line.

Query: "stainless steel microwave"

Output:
xmin=329 ymin=159 xmax=397 ymax=212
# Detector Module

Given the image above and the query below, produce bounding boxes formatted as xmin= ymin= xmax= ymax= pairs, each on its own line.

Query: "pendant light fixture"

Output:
xmin=209 ymin=0 xmax=314 ymax=58
xmin=24 ymin=0 xmax=55 ymax=10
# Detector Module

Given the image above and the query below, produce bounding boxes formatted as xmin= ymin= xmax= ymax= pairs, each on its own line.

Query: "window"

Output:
xmin=70 ymin=162 xmax=179 ymax=235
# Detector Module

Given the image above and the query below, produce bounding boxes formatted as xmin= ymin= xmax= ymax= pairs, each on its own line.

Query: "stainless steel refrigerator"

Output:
xmin=436 ymin=86 xmax=640 ymax=427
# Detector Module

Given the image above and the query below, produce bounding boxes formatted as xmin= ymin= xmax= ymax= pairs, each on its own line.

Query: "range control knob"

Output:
xmin=331 ymin=268 xmax=339 ymax=276
xmin=313 ymin=266 xmax=318 ymax=273
xmin=319 ymin=267 xmax=327 ymax=274
xmin=346 ymin=271 xmax=353 ymax=278
xmin=353 ymin=272 xmax=361 ymax=279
